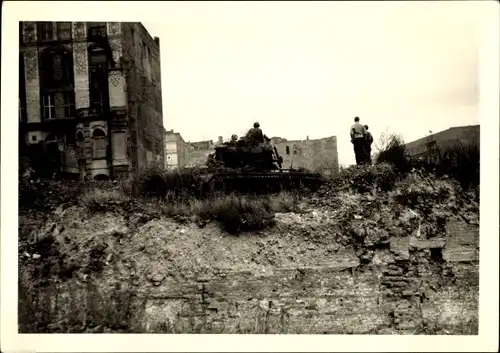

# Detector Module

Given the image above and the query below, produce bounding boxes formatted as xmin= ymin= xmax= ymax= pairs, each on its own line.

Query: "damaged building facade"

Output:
xmin=271 ymin=136 xmax=339 ymax=175
xmin=19 ymin=21 xmax=165 ymax=180
xmin=165 ymin=130 xmax=190 ymax=169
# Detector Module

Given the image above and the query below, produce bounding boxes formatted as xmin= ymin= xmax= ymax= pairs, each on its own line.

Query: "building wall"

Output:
xmin=186 ymin=149 xmax=213 ymax=168
xmin=19 ymin=21 xmax=165 ymax=180
xmin=72 ymin=23 xmax=90 ymax=112
xmin=274 ymin=136 xmax=339 ymax=174
xmin=190 ymin=140 xmax=214 ymax=151
xmin=165 ymin=140 xmax=179 ymax=168
xmin=165 ymin=131 xmax=190 ymax=169
xmin=405 ymin=125 xmax=480 ymax=160
xmin=121 ymin=22 xmax=164 ymax=172
xmin=136 ymin=219 xmax=477 ymax=334
xmin=186 ymin=140 xmax=215 ymax=168
xmin=177 ymin=139 xmax=190 ymax=169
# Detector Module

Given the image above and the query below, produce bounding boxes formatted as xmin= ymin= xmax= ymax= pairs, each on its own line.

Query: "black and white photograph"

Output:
xmin=1 ymin=1 xmax=499 ymax=352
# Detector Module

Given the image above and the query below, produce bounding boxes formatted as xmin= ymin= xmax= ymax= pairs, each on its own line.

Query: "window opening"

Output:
xmin=37 ymin=22 xmax=54 ymax=41
xmin=57 ymin=22 xmax=72 ymax=40
xmin=92 ymin=128 xmax=107 ymax=159
xmin=39 ymin=48 xmax=75 ymax=120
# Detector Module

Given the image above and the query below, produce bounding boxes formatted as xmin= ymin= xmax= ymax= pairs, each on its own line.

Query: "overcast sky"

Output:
xmin=142 ymin=1 xmax=480 ymax=166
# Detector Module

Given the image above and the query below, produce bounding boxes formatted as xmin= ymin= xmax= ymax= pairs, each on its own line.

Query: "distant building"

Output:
xmin=405 ymin=125 xmax=479 ymax=162
xmin=18 ymin=21 xmax=165 ymax=180
xmin=190 ymin=140 xmax=215 ymax=151
xmin=273 ymin=136 xmax=339 ymax=175
xmin=165 ymin=130 xmax=190 ymax=169
xmin=186 ymin=140 xmax=215 ymax=168
xmin=270 ymin=137 xmax=288 ymax=144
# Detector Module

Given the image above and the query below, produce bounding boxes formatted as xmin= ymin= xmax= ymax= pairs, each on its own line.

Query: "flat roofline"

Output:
xmin=405 ymin=124 xmax=479 ymax=146
xmin=274 ymin=136 xmax=337 ymax=143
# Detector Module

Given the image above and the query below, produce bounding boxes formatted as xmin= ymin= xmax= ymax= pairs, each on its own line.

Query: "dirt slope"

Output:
xmin=18 ymin=169 xmax=479 ymax=334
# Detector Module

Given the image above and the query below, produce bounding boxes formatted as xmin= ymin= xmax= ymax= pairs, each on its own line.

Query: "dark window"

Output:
xmin=37 ymin=22 xmax=54 ymax=41
xmin=39 ymin=48 xmax=76 ymax=120
xmin=294 ymin=149 xmax=297 ymax=155
xmin=87 ymin=22 xmax=107 ymax=38
xmin=32 ymin=135 xmax=37 ymax=142
xmin=57 ymin=22 xmax=72 ymax=40
xmin=88 ymin=47 xmax=110 ymax=116
xmin=89 ymin=70 xmax=106 ymax=115
xmin=92 ymin=128 xmax=107 ymax=159
xmin=76 ymin=131 xmax=85 ymax=157
xmin=19 ymin=53 xmax=27 ymax=122
xmin=286 ymin=146 xmax=290 ymax=155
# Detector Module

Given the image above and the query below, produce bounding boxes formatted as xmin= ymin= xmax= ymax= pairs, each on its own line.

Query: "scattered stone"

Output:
xmin=150 ymin=273 xmax=165 ymax=286
xmin=409 ymin=237 xmax=445 ymax=250
xmin=359 ymin=250 xmax=375 ymax=263
xmin=32 ymin=253 xmax=41 ymax=259
xmin=390 ymin=237 xmax=410 ymax=261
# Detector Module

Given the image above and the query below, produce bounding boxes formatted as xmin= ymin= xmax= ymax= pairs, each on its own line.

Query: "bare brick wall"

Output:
xmin=274 ymin=137 xmax=339 ymax=174
xmin=20 ymin=207 xmax=478 ymax=334
xmin=137 ymin=219 xmax=478 ymax=333
xmin=122 ymin=23 xmax=165 ymax=172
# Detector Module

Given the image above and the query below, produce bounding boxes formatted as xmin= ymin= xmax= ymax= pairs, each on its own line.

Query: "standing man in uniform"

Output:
xmin=364 ymin=125 xmax=374 ymax=165
xmin=246 ymin=122 xmax=271 ymax=146
xmin=246 ymin=122 xmax=264 ymax=146
xmin=350 ymin=117 xmax=367 ymax=165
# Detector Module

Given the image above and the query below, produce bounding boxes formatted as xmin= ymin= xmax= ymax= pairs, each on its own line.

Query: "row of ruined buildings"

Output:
xmin=165 ymin=131 xmax=340 ymax=175
xmin=166 ymin=124 xmax=480 ymax=173
xmin=19 ymin=22 xmax=475 ymax=180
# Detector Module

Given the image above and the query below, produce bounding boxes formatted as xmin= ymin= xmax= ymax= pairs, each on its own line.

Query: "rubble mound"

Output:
xmin=18 ymin=164 xmax=479 ymax=334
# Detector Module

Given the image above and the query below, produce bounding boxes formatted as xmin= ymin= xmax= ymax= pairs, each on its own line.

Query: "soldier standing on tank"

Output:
xmin=350 ymin=117 xmax=367 ymax=165
xmin=364 ymin=125 xmax=374 ymax=165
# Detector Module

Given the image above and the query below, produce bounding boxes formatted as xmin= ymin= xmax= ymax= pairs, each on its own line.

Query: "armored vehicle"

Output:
xmin=198 ymin=137 xmax=324 ymax=195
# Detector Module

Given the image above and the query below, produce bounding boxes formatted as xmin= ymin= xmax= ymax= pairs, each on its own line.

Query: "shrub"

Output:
xmin=130 ymin=167 xmax=205 ymax=201
xmin=158 ymin=193 xmax=299 ymax=235
xmin=320 ymin=163 xmax=399 ymax=194
xmin=436 ymin=140 xmax=479 ymax=190
xmin=375 ymin=133 xmax=411 ymax=174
